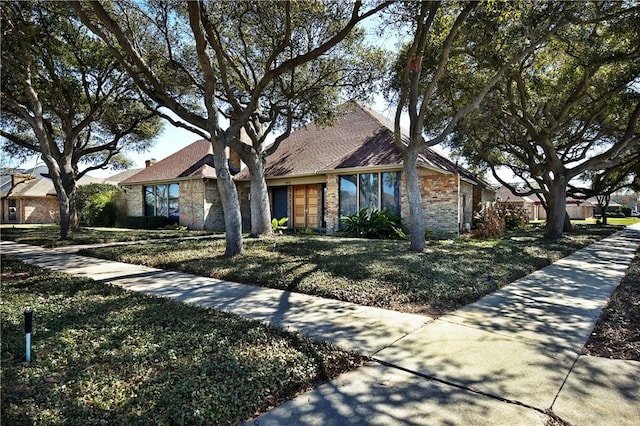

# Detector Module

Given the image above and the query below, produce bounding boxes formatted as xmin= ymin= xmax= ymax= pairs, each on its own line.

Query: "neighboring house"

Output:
xmin=119 ymin=141 xmax=229 ymax=230
xmin=1 ymin=166 xmax=134 ymax=224
xmin=495 ymin=186 xmax=596 ymax=220
xmin=121 ymin=102 xmax=495 ymax=236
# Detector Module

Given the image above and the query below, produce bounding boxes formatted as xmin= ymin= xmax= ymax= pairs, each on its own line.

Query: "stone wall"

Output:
xmin=203 ymin=179 xmax=225 ymax=230
xmin=325 ymin=173 xmax=340 ymax=234
xmin=123 ymin=185 xmax=144 ymax=217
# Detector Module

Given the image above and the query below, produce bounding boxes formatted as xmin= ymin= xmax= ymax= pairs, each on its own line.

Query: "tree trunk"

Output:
xmin=43 ymin=158 xmax=79 ymax=240
xmin=212 ymin=137 xmax=243 ymax=257
xmin=563 ymin=209 xmax=573 ymax=232
xmin=403 ymin=143 xmax=425 ymax=251
xmin=244 ymin=153 xmax=273 ymax=237
xmin=544 ymin=177 xmax=568 ymax=239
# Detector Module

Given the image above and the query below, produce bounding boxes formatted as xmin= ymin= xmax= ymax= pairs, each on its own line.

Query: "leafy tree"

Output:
xmin=446 ymin=2 xmax=640 ymax=238
xmin=570 ymin=148 xmax=640 ymax=224
xmin=0 ymin=1 xmax=161 ymax=239
xmin=386 ymin=1 xmax=573 ymax=251
xmin=73 ymin=0 xmax=391 ymax=257
xmin=76 ymin=183 xmax=123 ymax=227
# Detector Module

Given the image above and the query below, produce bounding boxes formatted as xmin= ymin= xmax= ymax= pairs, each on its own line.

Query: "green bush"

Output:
xmin=76 ymin=183 xmax=123 ymax=227
xmin=118 ymin=216 xmax=171 ymax=229
xmin=341 ymin=208 xmax=407 ymax=240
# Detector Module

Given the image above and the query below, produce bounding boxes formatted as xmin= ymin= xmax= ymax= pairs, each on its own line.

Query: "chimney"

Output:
xmin=145 ymin=158 xmax=157 ymax=168
xmin=11 ymin=173 xmax=34 ymax=187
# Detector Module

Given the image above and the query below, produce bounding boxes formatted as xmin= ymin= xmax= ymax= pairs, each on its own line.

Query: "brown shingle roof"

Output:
xmin=121 ymin=139 xmax=216 ymax=185
xmin=252 ymin=101 xmax=490 ymax=187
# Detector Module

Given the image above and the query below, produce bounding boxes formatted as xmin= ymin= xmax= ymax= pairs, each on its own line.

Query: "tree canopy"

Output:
xmin=74 ymin=0 xmax=391 ymax=255
xmin=1 ymin=1 xmax=162 ymax=238
xmin=446 ymin=1 xmax=640 ymax=238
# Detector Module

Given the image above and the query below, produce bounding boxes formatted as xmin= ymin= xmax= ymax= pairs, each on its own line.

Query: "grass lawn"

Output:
xmin=81 ymin=224 xmax=623 ymax=316
xmin=0 ymin=224 xmax=216 ymax=247
xmin=529 ymin=217 xmax=640 ymax=227
xmin=1 ymin=257 xmax=363 ymax=425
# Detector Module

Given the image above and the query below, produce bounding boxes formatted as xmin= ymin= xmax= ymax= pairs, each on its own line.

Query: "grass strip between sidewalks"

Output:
xmin=81 ymin=225 xmax=620 ymax=316
xmin=1 ymin=257 xmax=364 ymax=425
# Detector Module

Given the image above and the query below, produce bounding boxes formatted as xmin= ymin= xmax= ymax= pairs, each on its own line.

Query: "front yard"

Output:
xmin=2 ymin=223 xmax=638 ymax=424
xmin=1 ymin=258 xmax=363 ymax=425
xmin=80 ymin=225 xmax=619 ymax=316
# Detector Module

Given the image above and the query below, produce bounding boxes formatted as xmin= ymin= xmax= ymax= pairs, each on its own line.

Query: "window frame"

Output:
xmin=143 ymin=183 xmax=180 ymax=223
xmin=338 ymin=171 xmax=401 ymax=217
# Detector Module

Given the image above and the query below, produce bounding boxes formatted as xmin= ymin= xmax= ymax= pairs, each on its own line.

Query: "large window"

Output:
xmin=144 ymin=183 xmax=179 ymax=223
xmin=339 ymin=171 xmax=401 ymax=217
xmin=339 ymin=175 xmax=357 ymax=217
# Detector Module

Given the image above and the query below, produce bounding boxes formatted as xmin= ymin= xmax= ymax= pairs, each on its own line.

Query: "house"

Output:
xmin=495 ymin=186 xmax=596 ymax=220
xmin=1 ymin=165 xmax=135 ymax=224
xmin=120 ymin=102 xmax=494 ymax=236
xmin=119 ymin=141 xmax=238 ymax=230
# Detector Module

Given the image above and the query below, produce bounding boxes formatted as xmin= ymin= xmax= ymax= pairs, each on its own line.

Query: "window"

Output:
xmin=381 ymin=172 xmax=401 ymax=215
xmin=156 ymin=185 xmax=168 ymax=217
xmin=143 ymin=183 xmax=179 ymax=223
xmin=144 ymin=187 xmax=155 ymax=216
xmin=8 ymin=199 xmax=17 ymax=221
xmin=359 ymin=173 xmax=378 ymax=211
xmin=168 ymin=184 xmax=179 ymax=223
xmin=339 ymin=175 xmax=357 ymax=217
xmin=339 ymin=171 xmax=401 ymax=216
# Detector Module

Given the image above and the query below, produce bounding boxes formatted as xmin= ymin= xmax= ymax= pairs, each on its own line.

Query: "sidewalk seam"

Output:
xmin=370 ymin=357 xmax=549 ymax=416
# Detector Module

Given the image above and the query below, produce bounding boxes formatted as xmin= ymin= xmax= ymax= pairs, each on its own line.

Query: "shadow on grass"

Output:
xmin=81 ymin=226 xmax=623 ymax=315
xmin=1 ymin=257 xmax=362 ymax=425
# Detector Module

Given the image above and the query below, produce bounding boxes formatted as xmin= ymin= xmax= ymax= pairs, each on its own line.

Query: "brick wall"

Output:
xmin=20 ymin=197 xmax=59 ymax=224
xmin=325 ymin=173 xmax=340 ymax=234
xmin=398 ymin=169 xmax=461 ymax=237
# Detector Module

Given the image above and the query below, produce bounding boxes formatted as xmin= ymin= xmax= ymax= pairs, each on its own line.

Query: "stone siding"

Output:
xmin=122 ymin=179 xmax=226 ymax=231
xmin=124 ymin=185 xmax=144 ymax=217
xmin=202 ymin=179 xmax=225 ymax=230
xmin=180 ymin=179 xmax=205 ymax=229
xmin=325 ymin=173 xmax=340 ymax=234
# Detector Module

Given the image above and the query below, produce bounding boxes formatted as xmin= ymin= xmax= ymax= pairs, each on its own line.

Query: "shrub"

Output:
xmin=341 ymin=208 xmax=407 ymax=240
xmin=271 ymin=217 xmax=289 ymax=233
xmin=76 ymin=183 xmax=123 ymax=227
xmin=494 ymin=201 xmax=529 ymax=230
xmin=118 ymin=216 xmax=171 ymax=229
xmin=473 ymin=205 xmax=506 ymax=238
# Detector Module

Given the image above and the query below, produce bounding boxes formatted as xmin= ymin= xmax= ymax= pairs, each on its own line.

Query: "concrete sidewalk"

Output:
xmin=2 ymin=224 xmax=639 ymax=425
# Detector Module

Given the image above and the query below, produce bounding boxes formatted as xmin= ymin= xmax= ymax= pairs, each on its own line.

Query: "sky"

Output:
xmin=2 ymin=12 xmax=471 ymax=182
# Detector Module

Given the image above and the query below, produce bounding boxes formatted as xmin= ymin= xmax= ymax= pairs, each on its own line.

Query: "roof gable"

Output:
xmin=121 ymin=139 xmax=216 ymax=184
xmin=260 ymin=101 xmax=490 ymax=187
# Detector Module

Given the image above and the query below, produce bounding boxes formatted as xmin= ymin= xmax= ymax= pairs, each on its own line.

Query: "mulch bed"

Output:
xmin=583 ymin=252 xmax=640 ymax=361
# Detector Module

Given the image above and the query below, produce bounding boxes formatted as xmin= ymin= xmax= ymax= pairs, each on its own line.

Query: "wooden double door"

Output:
xmin=293 ymin=185 xmax=319 ymax=229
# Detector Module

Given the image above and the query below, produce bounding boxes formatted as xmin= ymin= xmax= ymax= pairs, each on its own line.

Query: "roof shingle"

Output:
xmin=121 ymin=139 xmax=216 ymax=185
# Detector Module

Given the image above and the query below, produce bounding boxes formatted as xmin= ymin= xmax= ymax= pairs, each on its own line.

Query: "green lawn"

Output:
xmin=0 ymin=224 xmax=216 ymax=247
xmin=1 ymin=258 xmax=363 ymax=425
xmin=81 ymin=224 xmax=622 ymax=315
xmin=529 ymin=217 xmax=640 ymax=226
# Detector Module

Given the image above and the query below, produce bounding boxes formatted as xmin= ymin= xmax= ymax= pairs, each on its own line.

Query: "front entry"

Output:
xmin=293 ymin=185 xmax=318 ymax=229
